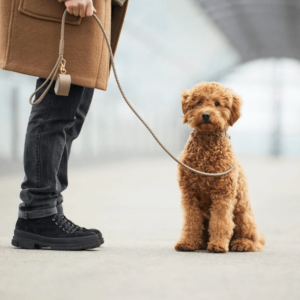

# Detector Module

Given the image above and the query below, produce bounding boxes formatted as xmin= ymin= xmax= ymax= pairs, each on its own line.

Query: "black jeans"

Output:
xmin=19 ymin=77 xmax=94 ymax=219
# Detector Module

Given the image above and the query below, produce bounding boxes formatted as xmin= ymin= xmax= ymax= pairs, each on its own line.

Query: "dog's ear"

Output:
xmin=181 ymin=90 xmax=190 ymax=124
xmin=229 ymin=92 xmax=242 ymax=126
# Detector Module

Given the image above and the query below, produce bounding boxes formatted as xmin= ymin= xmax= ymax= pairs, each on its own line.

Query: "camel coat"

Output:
xmin=0 ymin=0 xmax=128 ymax=90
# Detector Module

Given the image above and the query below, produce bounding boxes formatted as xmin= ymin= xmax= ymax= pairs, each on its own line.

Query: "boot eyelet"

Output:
xmin=66 ymin=231 xmax=69 ymax=233
xmin=52 ymin=219 xmax=55 ymax=221
xmin=63 ymin=228 xmax=65 ymax=231
xmin=59 ymin=226 xmax=62 ymax=228
xmin=55 ymin=222 xmax=58 ymax=225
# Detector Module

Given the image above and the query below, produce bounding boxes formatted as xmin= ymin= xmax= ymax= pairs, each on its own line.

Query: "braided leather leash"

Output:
xmin=29 ymin=10 xmax=235 ymax=177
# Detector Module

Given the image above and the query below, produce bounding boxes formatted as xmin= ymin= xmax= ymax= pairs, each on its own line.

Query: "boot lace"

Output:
xmin=61 ymin=215 xmax=86 ymax=231
xmin=51 ymin=214 xmax=77 ymax=233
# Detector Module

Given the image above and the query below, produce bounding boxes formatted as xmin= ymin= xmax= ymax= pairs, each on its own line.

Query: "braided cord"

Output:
xmin=30 ymin=10 xmax=235 ymax=176
xmin=92 ymin=13 xmax=235 ymax=177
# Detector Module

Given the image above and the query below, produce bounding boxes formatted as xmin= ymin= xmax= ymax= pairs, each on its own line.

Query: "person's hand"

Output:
xmin=64 ymin=0 xmax=97 ymax=17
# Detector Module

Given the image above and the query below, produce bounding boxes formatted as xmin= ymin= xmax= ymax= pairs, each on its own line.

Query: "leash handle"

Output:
xmin=29 ymin=11 xmax=67 ymax=105
xmin=92 ymin=13 xmax=235 ymax=177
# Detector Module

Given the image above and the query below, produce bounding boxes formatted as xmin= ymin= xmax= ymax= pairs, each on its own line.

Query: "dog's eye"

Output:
xmin=198 ymin=102 xmax=203 ymax=106
xmin=215 ymin=102 xmax=220 ymax=107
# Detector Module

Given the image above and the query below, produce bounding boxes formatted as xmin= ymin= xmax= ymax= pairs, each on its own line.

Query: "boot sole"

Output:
xmin=12 ymin=229 xmax=101 ymax=250
xmin=98 ymin=234 xmax=104 ymax=245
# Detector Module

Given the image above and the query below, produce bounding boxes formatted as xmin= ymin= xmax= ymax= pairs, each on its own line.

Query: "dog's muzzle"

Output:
xmin=202 ymin=113 xmax=211 ymax=123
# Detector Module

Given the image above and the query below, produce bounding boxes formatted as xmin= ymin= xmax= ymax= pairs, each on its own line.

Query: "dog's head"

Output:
xmin=181 ymin=82 xmax=242 ymax=132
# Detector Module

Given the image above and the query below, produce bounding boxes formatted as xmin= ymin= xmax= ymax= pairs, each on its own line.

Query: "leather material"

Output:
xmin=55 ymin=74 xmax=71 ymax=96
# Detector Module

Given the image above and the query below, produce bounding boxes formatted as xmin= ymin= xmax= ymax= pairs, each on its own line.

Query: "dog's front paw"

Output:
xmin=230 ymin=239 xmax=254 ymax=252
xmin=207 ymin=241 xmax=228 ymax=253
xmin=175 ymin=241 xmax=198 ymax=252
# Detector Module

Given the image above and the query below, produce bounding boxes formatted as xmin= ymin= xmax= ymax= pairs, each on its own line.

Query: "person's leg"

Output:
xmin=54 ymin=91 xmax=104 ymax=242
xmin=55 ymin=87 xmax=94 ymax=216
xmin=13 ymin=78 xmax=100 ymax=250
xmin=19 ymin=77 xmax=93 ymax=219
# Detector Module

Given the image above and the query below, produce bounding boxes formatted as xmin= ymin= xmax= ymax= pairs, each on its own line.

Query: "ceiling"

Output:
xmin=196 ymin=0 xmax=300 ymax=63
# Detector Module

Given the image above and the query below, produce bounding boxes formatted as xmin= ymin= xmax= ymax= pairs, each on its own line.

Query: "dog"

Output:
xmin=175 ymin=82 xmax=265 ymax=253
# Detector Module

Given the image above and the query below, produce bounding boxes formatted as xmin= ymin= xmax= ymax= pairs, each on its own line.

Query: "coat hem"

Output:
xmin=0 ymin=65 xmax=108 ymax=90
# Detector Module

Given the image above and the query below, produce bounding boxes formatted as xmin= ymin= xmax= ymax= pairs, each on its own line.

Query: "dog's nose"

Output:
xmin=202 ymin=113 xmax=211 ymax=122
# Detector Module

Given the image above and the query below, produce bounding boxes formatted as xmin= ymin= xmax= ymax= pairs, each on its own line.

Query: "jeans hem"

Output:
xmin=18 ymin=207 xmax=58 ymax=219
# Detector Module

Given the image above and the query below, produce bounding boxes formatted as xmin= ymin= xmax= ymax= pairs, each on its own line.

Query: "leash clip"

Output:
xmin=59 ymin=58 xmax=67 ymax=74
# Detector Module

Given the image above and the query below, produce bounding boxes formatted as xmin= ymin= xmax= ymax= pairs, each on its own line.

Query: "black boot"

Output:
xmin=60 ymin=215 xmax=104 ymax=245
xmin=12 ymin=214 xmax=101 ymax=250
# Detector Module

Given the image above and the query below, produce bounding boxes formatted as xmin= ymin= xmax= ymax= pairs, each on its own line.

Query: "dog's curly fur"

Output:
xmin=175 ymin=82 xmax=265 ymax=253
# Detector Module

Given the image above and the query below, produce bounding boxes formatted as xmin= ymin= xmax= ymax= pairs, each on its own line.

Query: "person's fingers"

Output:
xmin=66 ymin=6 xmax=73 ymax=15
xmin=79 ymin=3 xmax=86 ymax=17
xmin=72 ymin=5 xmax=79 ymax=16
xmin=86 ymin=2 xmax=94 ymax=17
xmin=65 ymin=1 xmax=95 ymax=17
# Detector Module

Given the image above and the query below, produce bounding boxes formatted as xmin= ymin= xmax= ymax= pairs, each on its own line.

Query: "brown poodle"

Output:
xmin=175 ymin=82 xmax=265 ymax=253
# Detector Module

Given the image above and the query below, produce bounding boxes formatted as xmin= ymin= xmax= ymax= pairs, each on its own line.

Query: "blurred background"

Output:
xmin=1 ymin=1 xmax=300 ymax=300
xmin=2 ymin=0 xmax=300 ymax=169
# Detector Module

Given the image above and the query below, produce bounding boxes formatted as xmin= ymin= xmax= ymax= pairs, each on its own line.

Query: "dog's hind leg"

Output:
xmin=230 ymin=207 xmax=265 ymax=252
xmin=230 ymin=181 xmax=265 ymax=252
xmin=175 ymin=189 xmax=205 ymax=252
